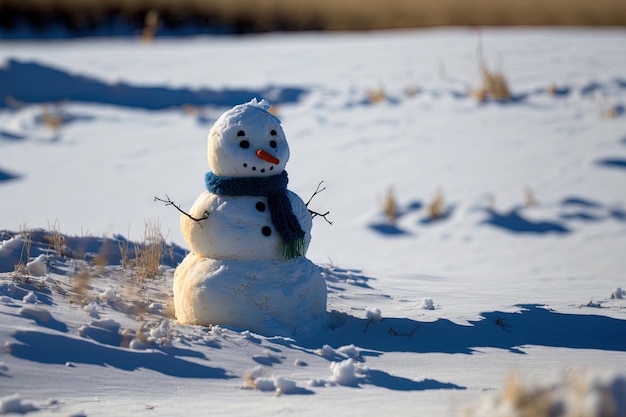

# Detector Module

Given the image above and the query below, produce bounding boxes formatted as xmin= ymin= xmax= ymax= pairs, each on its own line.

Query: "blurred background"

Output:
xmin=1 ymin=0 xmax=625 ymax=39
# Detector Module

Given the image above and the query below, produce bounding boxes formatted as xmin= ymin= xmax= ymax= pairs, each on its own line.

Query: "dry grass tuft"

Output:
xmin=45 ymin=219 xmax=66 ymax=256
xmin=118 ymin=238 xmax=131 ymax=269
xmin=70 ymin=268 xmax=93 ymax=305
xmin=367 ymin=81 xmax=387 ymax=104
xmin=383 ymin=187 xmax=397 ymax=224
xmin=367 ymin=87 xmax=386 ymax=104
xmin=524 ymin=187 xmax=537 ymax=208
xmin=141 ymin=9 xmax=159 ymax=42
xmin=464 ymin=369 xmax=625 ymax=417
xmin=475 ymin=37 xmax=512 ymax=102
xmin=405 ymin=85 xmax=419 ymax=97
xmin=547 ymin=83 xmax=558 ymax=96
xmin=41 ymin=102 xmax=66 ymax=131
xmin=134 ymin=220 xmax=164 ymax=280
xmin=427 ymin=188 xmax=446 ymax=220
xmin=480 ymin=67 xmax=511 ymax=101
xmin=14 ymin=223 xmax=32 ymax=275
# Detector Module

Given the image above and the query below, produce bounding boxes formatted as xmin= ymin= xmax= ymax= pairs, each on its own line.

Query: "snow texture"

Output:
xmin=0 ymin=28 xmax=625 ymax=417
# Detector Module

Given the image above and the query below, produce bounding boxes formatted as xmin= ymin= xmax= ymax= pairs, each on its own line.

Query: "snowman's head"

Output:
xmin=208 ymin=99 xmax=289 ymax=177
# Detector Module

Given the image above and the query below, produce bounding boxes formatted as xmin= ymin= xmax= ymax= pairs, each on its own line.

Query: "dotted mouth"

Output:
xmin=242 ymin=163 xmax=274 ymax=173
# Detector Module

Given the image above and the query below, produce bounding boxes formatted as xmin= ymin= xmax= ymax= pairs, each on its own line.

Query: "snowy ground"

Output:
xmin=1 ymin=28 xmax=626 ymax=416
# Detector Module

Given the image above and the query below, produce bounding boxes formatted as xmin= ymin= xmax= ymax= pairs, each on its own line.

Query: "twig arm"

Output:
xmin=306 ymin=181 xmax=332 ymax=225
xmin=154 ymin=195 xmax=209 ymax=223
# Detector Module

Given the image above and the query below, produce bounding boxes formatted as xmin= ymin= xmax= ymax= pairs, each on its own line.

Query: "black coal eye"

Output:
xmin=269 ymin=140 xmax=277 ymax=148
xmin=237 ymin=130 xmax=246 ymax=137
xmin=270 ymin=129 xmax=277 ymax=136
xmin=239 ymin=140 xmax=250 ymax=149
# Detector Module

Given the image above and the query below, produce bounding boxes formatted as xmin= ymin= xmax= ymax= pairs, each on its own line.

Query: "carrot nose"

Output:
xmin=256 ymin=149 xmax=280 ymax=165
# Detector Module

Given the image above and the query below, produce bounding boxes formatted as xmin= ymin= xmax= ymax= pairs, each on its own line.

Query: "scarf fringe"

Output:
xmin=283 ymin=238 xmax=306 ymax=259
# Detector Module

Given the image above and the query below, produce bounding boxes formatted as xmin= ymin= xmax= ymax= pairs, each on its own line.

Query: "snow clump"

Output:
xmin=328 ymin=358 xmax=359 ymax=386
xmin=315 ymin=344 xmax=337 ymax=358
xmin=98 ymin=287 xmax=121 ymax=302
xmin=26 ymin=254 xmax=47 ymax=276
xmin=22 ymin=291 xmax=38 ymax=304
xmin=421 ymin=298 xmax=435 ymax=310
xmin=365 ymin=306 xmax=382 ymax=321
xmin=0 ymin=394 xmax=37 ymax=414
xmin=611 ymin=287 xmax=625 ymax=299
xmin=336 ymin=344 xmax=362 ymax=360
xmin=83 ymin=302 xmax=100 ymax=319
xmin=243 ymin=366 xmax=300 ymax=395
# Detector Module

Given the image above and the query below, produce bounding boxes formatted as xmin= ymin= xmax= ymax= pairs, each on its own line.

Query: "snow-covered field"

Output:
xmin=1 ymin=28 xmax=626 ymax=416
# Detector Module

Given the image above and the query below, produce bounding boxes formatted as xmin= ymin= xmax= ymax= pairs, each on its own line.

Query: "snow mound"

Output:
xmin=0 ymin=394 xmax=37 ymax=414
xmin=26 ymin=254 xmax=47 ymax=276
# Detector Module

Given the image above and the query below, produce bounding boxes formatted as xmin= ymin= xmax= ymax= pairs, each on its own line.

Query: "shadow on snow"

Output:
xmin=596 ymin=158 xmax=626 ymax=170
xmin=0 ymin=59 xmax=307 ymax=110
xmin=9 ymin=330 xmax=232 ymax=379
xmin=290 ymin=304 xmax=626 ymax=356
xmin=482 ymin=207 xmax=570 ymax=234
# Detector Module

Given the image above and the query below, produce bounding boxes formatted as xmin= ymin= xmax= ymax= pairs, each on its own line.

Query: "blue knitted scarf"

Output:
xmin=205 ymin=171 xmax=306 ymax=259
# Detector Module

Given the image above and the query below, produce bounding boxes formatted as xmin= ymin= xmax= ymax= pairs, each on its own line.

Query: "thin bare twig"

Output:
xmin=306 ymin=181 xmax=332 ymax=225
xmin=154 ymin=195 xmax=209 ymax=223
xmin=306 ymin=181 xmax=326 ymax=206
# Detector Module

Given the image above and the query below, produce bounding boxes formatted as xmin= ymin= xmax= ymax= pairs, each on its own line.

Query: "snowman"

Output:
xmin=173 ymin=99 xmax=327 ymax=334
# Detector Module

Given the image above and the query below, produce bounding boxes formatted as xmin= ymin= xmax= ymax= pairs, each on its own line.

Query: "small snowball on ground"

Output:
xmin=129 ymin=338 xmax=148 ymax=350
xmin=329 ymin=358 xmax=359 ymax=386
xmin=0 ymin=394 xmax=37 ymax=414
xmin=274 ymin=376 xmax=298 ymax=394
xmin=99 ymin=287 xmax=121 ymax=302
xmin=243 ymin=366 xmax=299 ymax=394
xmin=611 ymin=287 xmax=625 ymax=299
xmin=336 ymin=344 xmax=362 ymax=360
xmin=365 ymin=306 xmax=382 ymax=321
xmin=0 ymin=362 xmax=9 ymax=373
xmin=26 ymin=254 xmax=47 ymax=276
xmin=421 ymin=298 xmax=435 ymax=310
xmin=315 ymin=344 xmax=337 ymax=357
xmin=308 ymin=378 xmax=326 ymax=387
xmin=22 ymin=291 xmax=38 ymax=304
xmin=253 ymin=377 xmax=276 ymax=392
xmin=83 ymin=302 xmax=100 ymax=319
xmin=149 ymin=319 xmax=170 ymax=339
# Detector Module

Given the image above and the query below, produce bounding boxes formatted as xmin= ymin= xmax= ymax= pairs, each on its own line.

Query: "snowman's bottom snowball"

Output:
xmin=173 ymin=254 xmax=327 ymax=334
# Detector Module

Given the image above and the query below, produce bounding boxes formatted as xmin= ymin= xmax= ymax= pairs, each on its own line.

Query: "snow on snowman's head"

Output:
xmin=208 ymin=99 xmax=289 ymax=177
